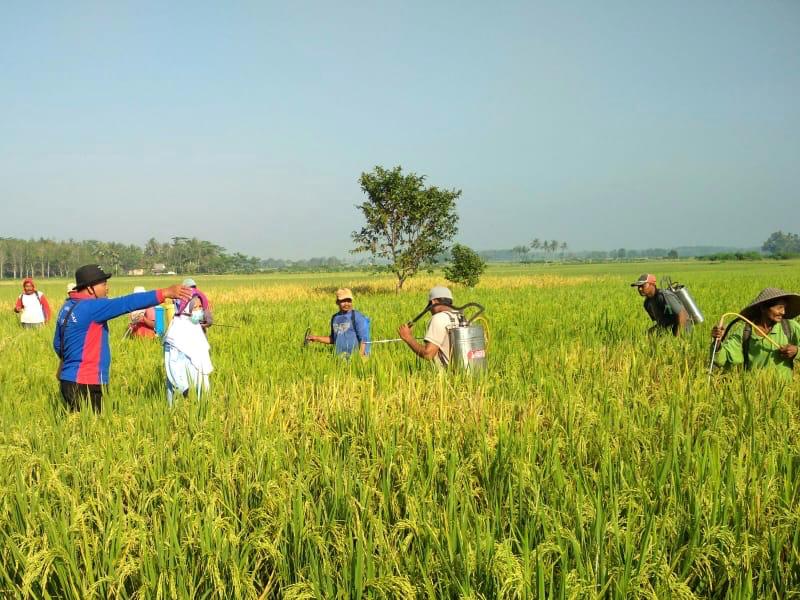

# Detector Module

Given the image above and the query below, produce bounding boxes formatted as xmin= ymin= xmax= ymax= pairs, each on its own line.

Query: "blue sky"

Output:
xmin=1 ymin=1 xmax=798 ymax=258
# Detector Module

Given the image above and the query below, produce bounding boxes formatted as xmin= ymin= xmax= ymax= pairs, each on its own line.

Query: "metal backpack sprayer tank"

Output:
xmin=660 ymin=276 xmax=704 ymax=324
xmin=407 ymin=301 xmax=489 ymax=371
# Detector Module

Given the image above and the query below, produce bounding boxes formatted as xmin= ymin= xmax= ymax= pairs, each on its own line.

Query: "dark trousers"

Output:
xmin=60 ymin=380 xmax=103 ymax=412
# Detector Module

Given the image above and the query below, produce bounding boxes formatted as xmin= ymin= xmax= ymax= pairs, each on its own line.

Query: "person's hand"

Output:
xmin=162 ymin=285 xmax=193 ymax=301
xmin=398 ymin=323 xmax=413 ymax=342
xmin=306 ymin=335 xmax=317 ymax=343
xmin=779 ymin=344 xmax=798 ymax=359
xmin=13 ymin=306 xmax=22 ymax=313
xmin=710 ymin=325 xmax=724 ymax=340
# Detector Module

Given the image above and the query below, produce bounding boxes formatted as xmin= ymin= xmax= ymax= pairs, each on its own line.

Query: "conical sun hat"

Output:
xmin=740 ymin=287 xmax=800 ymax=321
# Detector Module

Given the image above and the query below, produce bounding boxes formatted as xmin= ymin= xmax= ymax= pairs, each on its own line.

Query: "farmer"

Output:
xmin=163 ymin=278 xmax=214 ymax=405
xmin=398 ymin=286 xmax=460 ymax=367
xmin=306 ymin=288 xmax=370 ymax=357
xmin=631 ymin=273 xmax=690 ymax=336
xmin=128 ymin=286 xmax=157 ymax=338
xmin=53 ymin=264 xmax=192 ymax=412
xmin=14 ymin=278 xmax=51 ymax=328
xmin=710 ymin=288 xmax=800 ymax=377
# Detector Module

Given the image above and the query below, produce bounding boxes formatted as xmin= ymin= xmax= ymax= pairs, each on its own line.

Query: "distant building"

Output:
xmin=152 ymin=263 xmax=167 ymax=274
xmin=127 ymin=268 xmax=145 ymax=276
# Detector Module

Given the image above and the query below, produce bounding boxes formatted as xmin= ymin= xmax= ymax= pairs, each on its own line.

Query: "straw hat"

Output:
xmin=740 ymin=287 xmax=800 ymax=321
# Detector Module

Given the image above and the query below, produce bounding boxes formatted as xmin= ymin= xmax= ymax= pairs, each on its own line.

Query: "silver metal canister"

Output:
xmin=673 ymin=285 xmax=704 ymax=324
xmin=448 ymin=325 xmax=488 ymax=371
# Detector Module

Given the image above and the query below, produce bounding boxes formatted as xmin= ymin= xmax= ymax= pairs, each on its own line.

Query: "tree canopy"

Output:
xmin=762 ymin=231 xmax=800 ymax=256
xmin=352 ymin=165 xmax=460 ymax=289
xmin=444 ymin=244 xmax=487 ymax=288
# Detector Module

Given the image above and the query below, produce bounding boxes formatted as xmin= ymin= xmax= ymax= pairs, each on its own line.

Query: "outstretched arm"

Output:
xmin=398 ymin=324 xmax=438 ymax=360
xmin=89 ymin=285 xmax=192 ymax=323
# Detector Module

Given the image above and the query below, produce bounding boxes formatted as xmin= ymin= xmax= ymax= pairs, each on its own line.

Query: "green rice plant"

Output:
xmin=0 ymin=261 xmax=799 ymax=598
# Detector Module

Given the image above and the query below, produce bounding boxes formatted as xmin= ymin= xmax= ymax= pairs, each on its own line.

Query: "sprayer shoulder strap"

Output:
xmin=350 ymin=310 xmax=361 ymax=344
xmin=781 ymin=319 xmax=793 ymax=344
xmin=742 ymin=325 xmax=752 ymax=370
xmin=444 ymin=309 xmax=461 ymax=328
xmin=18 ymin=292 xmax=43 ymax=305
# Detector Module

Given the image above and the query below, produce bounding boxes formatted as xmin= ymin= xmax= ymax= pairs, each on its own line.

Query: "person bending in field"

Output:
xmin=398 ymin=286 xmax=460 ymax=368
xmin=14 ymin=278 xmax=51 ymax=328
xmin=306 ymin=288 xmax=370 ymax=357
xmin=53 ymin=264 xmax=192 ymax=412
xmin=630 ymin=273 xmax=690 ymax=336
xmin=163 ymin=278 xmax=214 ymax=406
xmin=128 ymin=286 xmax=157 ymax=338
xmin=711 ymin=288 xmax=799 ymax=378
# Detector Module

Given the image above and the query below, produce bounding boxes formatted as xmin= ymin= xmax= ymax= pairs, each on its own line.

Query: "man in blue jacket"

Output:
xmin=53 ymin=264 xmax=192 ymax=412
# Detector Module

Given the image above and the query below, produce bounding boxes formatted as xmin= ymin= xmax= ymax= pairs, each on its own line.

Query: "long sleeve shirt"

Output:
xmin=54 ymin=289 xmax=165 ymax=384
xmin=714 ymin=319 xmax=800 ymax=378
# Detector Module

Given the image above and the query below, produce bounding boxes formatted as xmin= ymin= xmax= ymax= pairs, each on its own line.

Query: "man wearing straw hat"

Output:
xmin=710 ymin=288 xmax=800 ymax=376
xmin=631 ymin=273 xmax=691 ymax=336
xmin=306 ymin=288 xmax=370 ymax=357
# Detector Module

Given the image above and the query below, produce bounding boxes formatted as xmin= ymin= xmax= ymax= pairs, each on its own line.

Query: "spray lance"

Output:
xmin=354 ymin=302 xmax=440 ymax=346
xmin=302 ymin=302 xmax=436 ymax=349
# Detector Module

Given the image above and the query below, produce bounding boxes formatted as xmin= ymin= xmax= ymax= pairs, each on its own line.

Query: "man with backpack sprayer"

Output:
xmin=53 ymin=264 xmax=192 ymax=412
xmin=631 ymin=273 xmax=691 ymax=336
xmin=306 ymin=288 xmax=371 ymax=357
xmin=14 ymin=278 xmax=51 ymax=328
xmin=398 ymin=286 xmax=462 ymax=368
xmin=710 ymin=288 xmax=799 ymax=378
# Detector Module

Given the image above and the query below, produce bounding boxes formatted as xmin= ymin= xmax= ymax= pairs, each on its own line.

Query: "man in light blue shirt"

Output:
xmin=306 ymin=288 xmax=370 ymax=357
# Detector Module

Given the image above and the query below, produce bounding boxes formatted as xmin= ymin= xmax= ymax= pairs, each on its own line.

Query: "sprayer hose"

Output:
xmin=715 ymin=312 xmax=783 ymax=349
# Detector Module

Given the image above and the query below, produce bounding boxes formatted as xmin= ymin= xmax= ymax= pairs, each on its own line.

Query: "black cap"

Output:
xmin=74 ymin=264 xmax=112 ymax=289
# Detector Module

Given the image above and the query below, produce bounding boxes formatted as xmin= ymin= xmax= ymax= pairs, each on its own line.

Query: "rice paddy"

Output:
xmin=1 ymin=260 xmax=799 ymax=598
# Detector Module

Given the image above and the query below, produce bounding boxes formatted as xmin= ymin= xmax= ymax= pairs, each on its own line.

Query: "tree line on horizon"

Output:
xmin=2 ymin=202 xmax=796 ymax=283
xmin=0 ymin=236 xmax=268 ymax=279
xmin=0 ymin=236 xmax=363 ymax=280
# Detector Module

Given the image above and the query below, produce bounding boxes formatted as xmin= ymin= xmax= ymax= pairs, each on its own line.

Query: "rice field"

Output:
xmin=1 ymin=260 xmax=799 ymax=599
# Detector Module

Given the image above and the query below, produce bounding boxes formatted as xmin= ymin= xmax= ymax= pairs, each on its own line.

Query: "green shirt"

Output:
xmin=714 ymin=319 xmax=800 ymax=377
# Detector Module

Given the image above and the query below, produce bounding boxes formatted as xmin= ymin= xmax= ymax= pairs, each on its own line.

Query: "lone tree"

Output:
xmin=444 ymin=244 xmax=487 ymax=288
xmin=352 ymin=165 xmax=460 ymax=290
